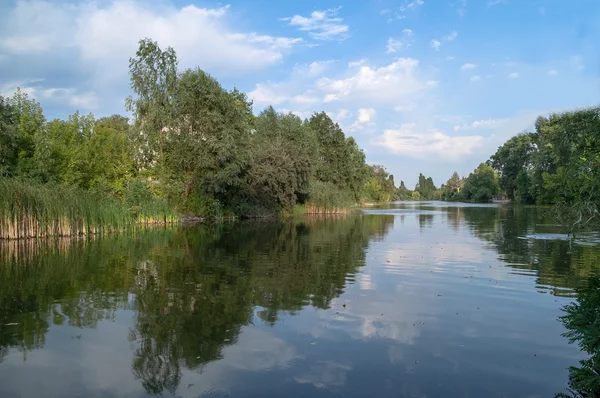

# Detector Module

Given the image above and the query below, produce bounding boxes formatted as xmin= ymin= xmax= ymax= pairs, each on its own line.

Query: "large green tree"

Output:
xmin=489 ymin=132 xmax=537 ymax=203
xmin=462 ymin=163 xmax=500 ymax=202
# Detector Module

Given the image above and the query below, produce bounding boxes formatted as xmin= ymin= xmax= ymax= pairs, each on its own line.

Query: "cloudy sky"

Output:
xmin=1 ymin=0 xmax=598 ymax=187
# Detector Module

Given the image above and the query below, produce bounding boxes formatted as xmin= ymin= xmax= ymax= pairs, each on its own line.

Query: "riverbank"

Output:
xmin=0 ymin=178 xmax=177 ymax=240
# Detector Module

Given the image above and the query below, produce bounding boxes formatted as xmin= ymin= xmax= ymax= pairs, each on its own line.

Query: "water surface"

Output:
xmin=1 ymin=202 xmax=599 ymax=397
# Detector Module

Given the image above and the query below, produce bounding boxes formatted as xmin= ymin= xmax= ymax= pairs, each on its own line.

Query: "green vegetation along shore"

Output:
xmin=402 ymin=106 xmax=600 ymax=227
xmin=0 ymin=38 xmax=398 ymax=239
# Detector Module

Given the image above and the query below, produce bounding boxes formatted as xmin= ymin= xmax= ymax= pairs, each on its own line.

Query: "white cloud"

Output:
xmin=547 ymin=69 xmax=558 ymax=77
xmin=430 ymin=30 xmax=457 ymax=51
xmin=470 ymin=75 xmax=482 ymax=82
xmin=487 ymin=0 xmax=507 ymax=6
xmin=386 ymin=29 xmax=414 ymax=53
xmin=0 ymin=80 xmax=39 ymax=98
xmin=507 ymin=72 xmax=519 ymax=79
xmin=1 ymin=1 xmax=302 ymax=78
xmin=386 ymin=38 xmax=403 ymax=53
xmin=293 ymin=60 xmax=334 ymax=77
xmin=393 ymin=0 xmax=425 ymax=20
xmin=278 ymin=108 xmax=313 ymax=120
xmin=444 ymin=31 xmax=458 ymax=41
xmin=373 ymin=123 xmax=484 ymax=160
xmin=290 ymin=93 xmax=320 ymax=105
xmin=282 ymin=8 xmax=349 ymax=41
xmin=460 ymin=63 xmax=477 ymax=70
xmin=334 ymin=109 xmax=352 ymax=120
xmin=348 ymin=108 xmax=376 ymax=132
xmin=0 ymin=80 xmax=98 ymax=110
xmin=42 ymin=88 xmax=99 ymax=110
xmin=357 ymin=108 xmax=376 ymax=123
xmin=394 ymin=103 xmax=416 ymax=112
xmin=248 ymin=84 xmax=289 ymax=105
xmin=407 ymin=0 xmax=425 ymax=8
xmin=316 ymin=58 xmax=435 ymax=104
xmin=453 ymin=118 xmax=508 ymax=131
xmin=348 ymin=59 xmax=366 ymax=67
xmin=446 ymin=56 xmax=455 ymax=60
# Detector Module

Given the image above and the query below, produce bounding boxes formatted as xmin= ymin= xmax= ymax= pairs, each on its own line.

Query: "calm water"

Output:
xmin=1 ymin=202 xmax=599 ymax=398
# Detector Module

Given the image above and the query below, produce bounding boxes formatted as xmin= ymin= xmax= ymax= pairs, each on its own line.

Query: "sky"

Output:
xmin=0 ymin=0 xmax=599 ymax=187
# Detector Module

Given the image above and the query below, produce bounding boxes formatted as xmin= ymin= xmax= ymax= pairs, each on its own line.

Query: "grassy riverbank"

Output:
xmin=0 ymin=178 xmax=177 ymax=240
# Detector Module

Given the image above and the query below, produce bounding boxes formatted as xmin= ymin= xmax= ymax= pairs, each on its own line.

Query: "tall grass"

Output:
xmin=303 ymin=181 xmax=355 ymax=214
xmin=0 ymin=178 xmax=178 ymax=240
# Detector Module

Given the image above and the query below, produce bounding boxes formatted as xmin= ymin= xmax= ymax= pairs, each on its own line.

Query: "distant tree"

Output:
xmin=462 ymin=163 xmax=500 ymax=202
xmin=397 ymin=181 xmax=412 ymax=200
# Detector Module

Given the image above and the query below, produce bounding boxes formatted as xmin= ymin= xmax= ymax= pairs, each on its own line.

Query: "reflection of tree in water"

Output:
xmin=417 ymin=213 xmax=434 ymax=229
xmin=555 ymin=277 xmax=600 ymax=397
xmin=129 ymin=215 xmax=394 ymax=393
xmin=0 ymin=214 xmax=394 ymax=394
xmin=462 ymin=206 xmax=600 ymax=296
xmin=0 ymin=237 xmax=143 ymax=362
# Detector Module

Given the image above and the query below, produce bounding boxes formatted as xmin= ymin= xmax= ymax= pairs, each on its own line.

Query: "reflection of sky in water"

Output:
xmin=0 ymin=205 xmax=596 ymax=398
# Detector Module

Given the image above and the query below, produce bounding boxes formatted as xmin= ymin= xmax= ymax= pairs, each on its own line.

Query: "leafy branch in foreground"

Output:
xmin=556 ymin=276 xmax=600 ymax=397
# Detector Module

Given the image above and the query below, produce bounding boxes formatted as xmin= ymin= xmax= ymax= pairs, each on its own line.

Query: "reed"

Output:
xmin=0 ymin=178 xmax=178 ymax=240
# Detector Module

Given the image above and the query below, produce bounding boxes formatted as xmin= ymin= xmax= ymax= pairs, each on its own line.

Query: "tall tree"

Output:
xmin=166 ymin=68 xmax=251 ymax=209
xmin=489 ymin=132 xmax=537 ymax=203
xmin=126 ymin=38 xmax=178 ymax=170
xmin=462 ymin=163 xmax=500 ymax=202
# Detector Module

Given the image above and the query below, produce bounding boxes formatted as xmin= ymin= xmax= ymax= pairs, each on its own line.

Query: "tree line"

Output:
xmin=0 ymin=38 xmax=399 ymax=236
xmin=405 ymin=106 xmax=600 ymax=217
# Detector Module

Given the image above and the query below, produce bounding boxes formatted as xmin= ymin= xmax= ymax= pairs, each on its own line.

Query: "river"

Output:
xmin=1 ymin=202 xmax=598 ymax=397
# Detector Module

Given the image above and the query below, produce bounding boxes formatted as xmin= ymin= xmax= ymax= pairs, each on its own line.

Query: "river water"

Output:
xmin=1 ymin=202 xmax=598 ymax=398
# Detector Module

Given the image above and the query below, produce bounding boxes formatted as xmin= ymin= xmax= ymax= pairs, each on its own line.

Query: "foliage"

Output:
xmin=489 ymin=132 xmax=537 ymax=203
xmin=362 ymin=165 xmax=397 ymax=202
xmin=0 ymin=38 xmax=383 ymax=230
xmin=461 ymin=163 xmax=500 ymax=202
xmin=556 ymin=276 xmax=600 ymax=397
xmin=414 ymin=173 xmax=439 ymax=200
xmin=440 ymin=171 xmax=466 ymax=201
xmin=396 ymin=180 xmax=413 ymax=200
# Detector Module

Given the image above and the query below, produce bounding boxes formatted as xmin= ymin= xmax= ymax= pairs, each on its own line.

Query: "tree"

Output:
xmin=83 ymin=115 xmax=135 ymax=195
xmin=362 ymin=165 xmax=397 ymax=202
xmin=462 ymin=163 xmax=500 ymax=202
xmin=397 ymin=181 xmax=412 ymax=200
xmin=441 ymin=171 xmax=465 ymax=201
xmin=126 ymin=38 xmax=178 ymax=170
xmin=489 ymin=132 xmax=537 ymax=203
xmin=3 ymin=89 xmax=46 ymax=178
xmin=556 ymin=276 xmax=600 ymax=397
xmin=165 ymin=68 xmax=251 ymax=210
xmin=247 ymin=108 xmax=313 ymax=211
xmin=0 ymin=96 xmax=17 ymax=177
xmin=414 ymin=173 xmax=437 ymax=200
xmin=308 ymin=112 xmax=369 ymax=201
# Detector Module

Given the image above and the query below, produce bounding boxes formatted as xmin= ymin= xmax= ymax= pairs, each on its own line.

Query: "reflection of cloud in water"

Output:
xmin=295 ymin=361 xmax=351 ymax=390
xmin=178 ymin=327 xmax=301 ymax=397
xmin=220 ymin=327 xmax=300 ymax=372
xmin=359 ymin=273 xmax=375 ymax=290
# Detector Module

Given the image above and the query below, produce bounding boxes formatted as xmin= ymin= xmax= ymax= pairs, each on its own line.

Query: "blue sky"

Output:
xmin=1 ymin=0 xmax=598 ymax=187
